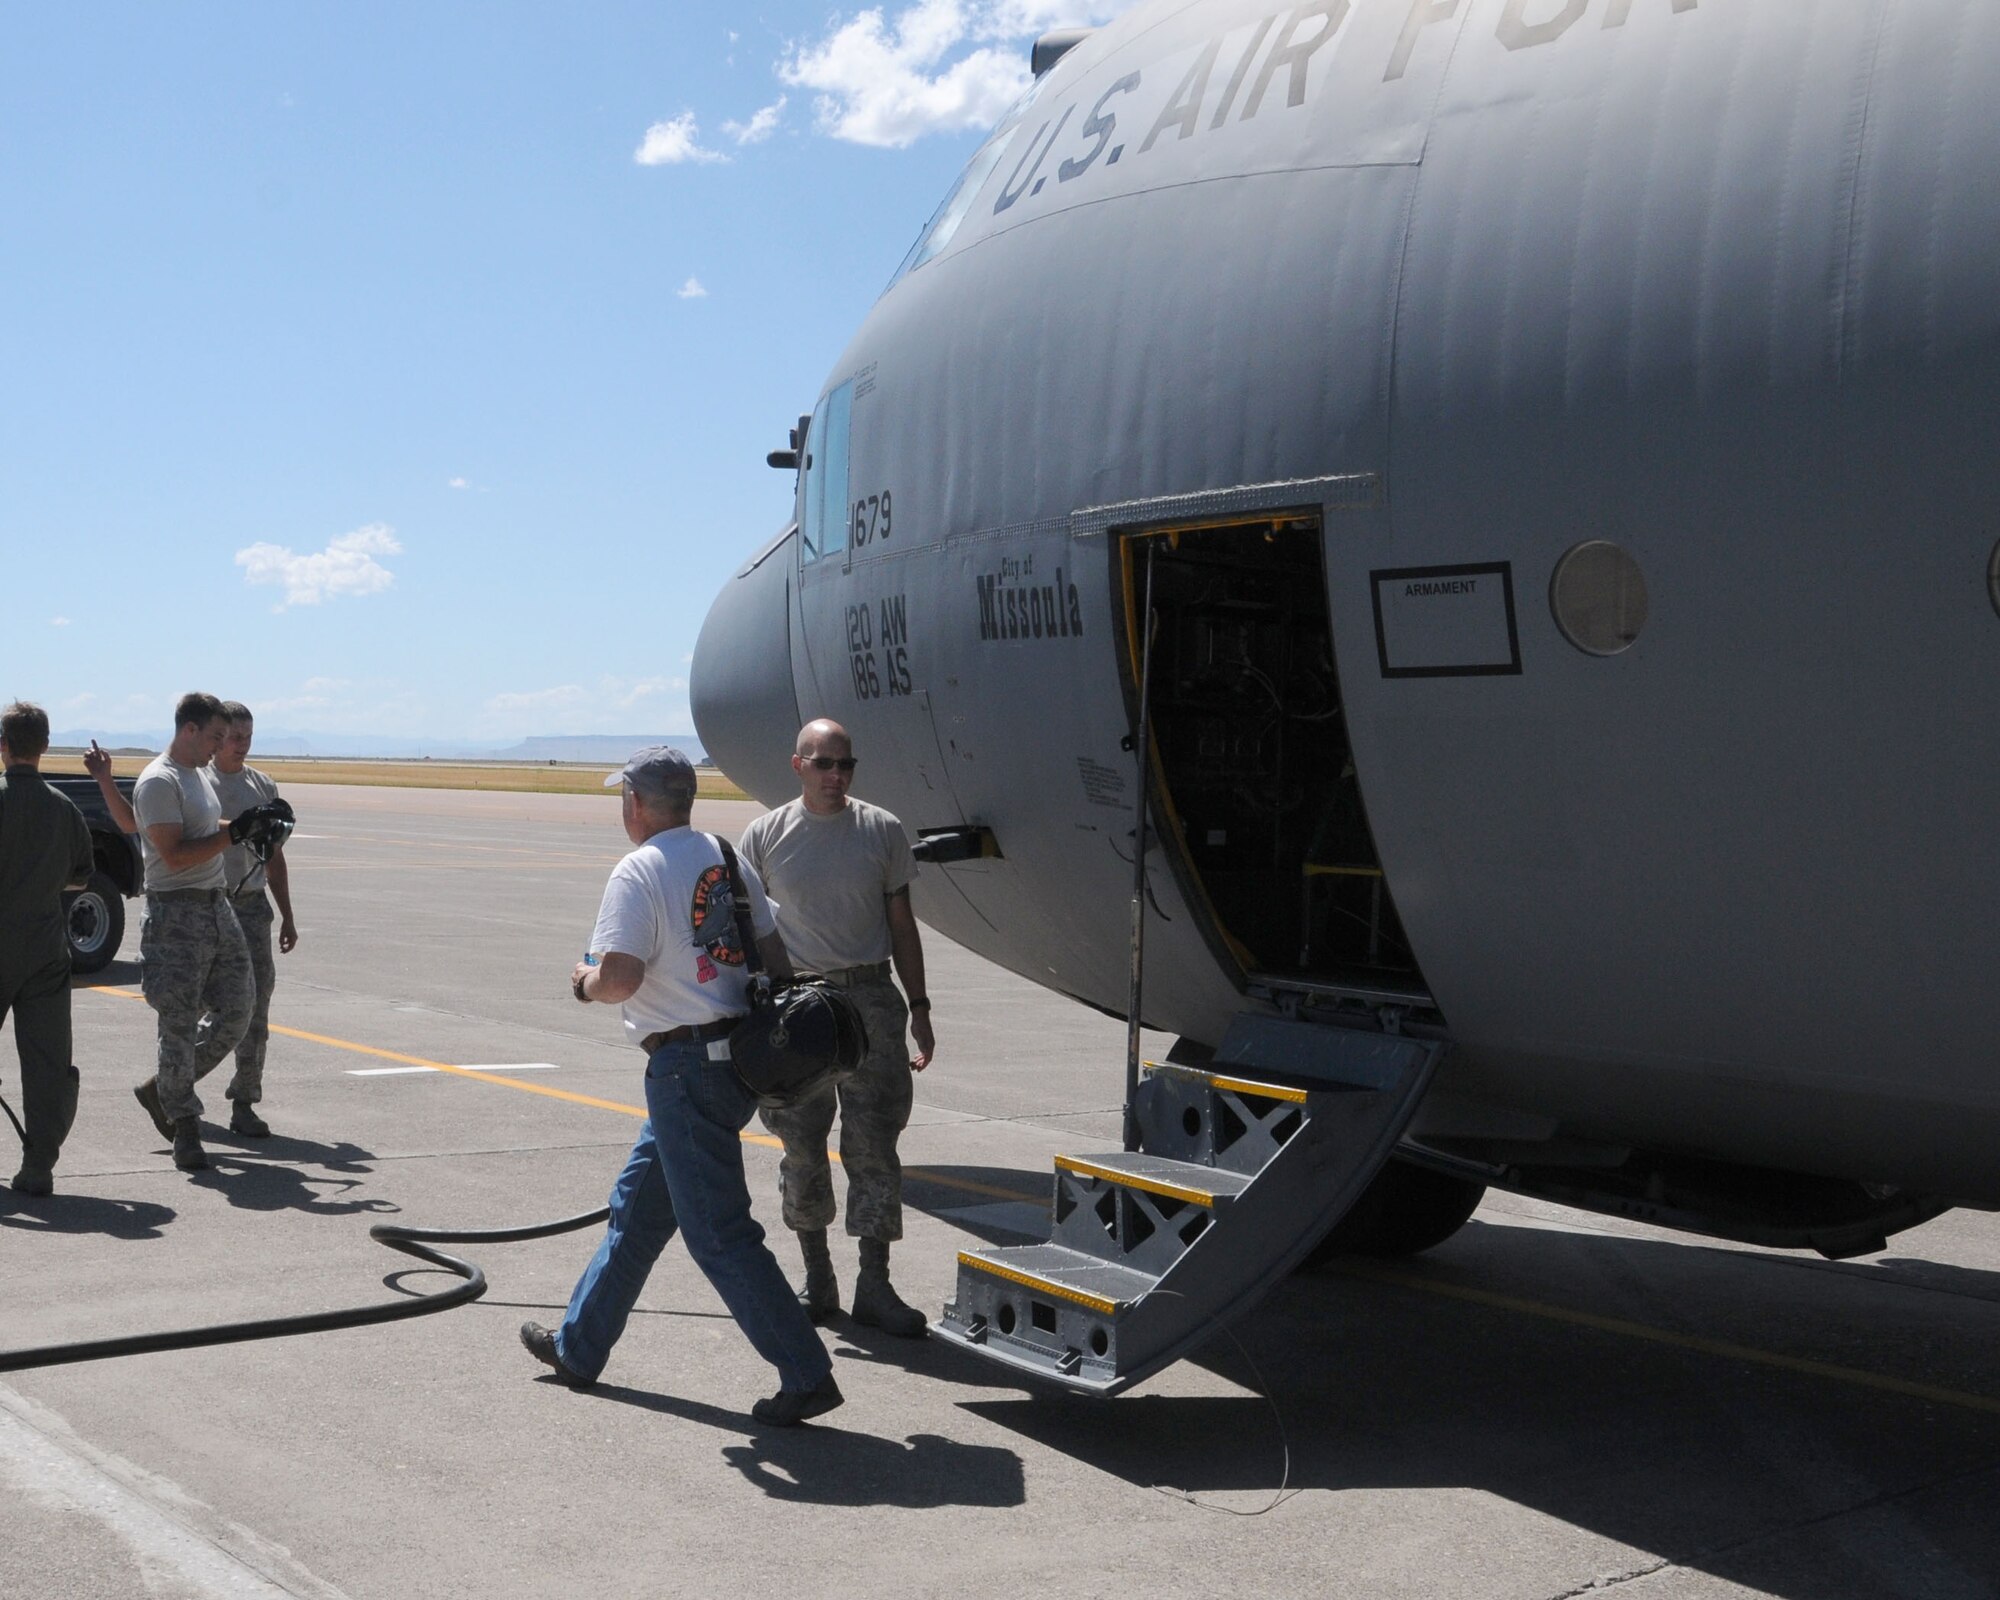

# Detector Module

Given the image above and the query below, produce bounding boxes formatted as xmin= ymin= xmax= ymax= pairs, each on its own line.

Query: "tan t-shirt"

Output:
xmin=736 ymin=797 xmax=916 ymax=973
xmin=133 ymin=754 xmax=227 ymax=892
xmin=210 ymin=764 xmax=280 ymax=896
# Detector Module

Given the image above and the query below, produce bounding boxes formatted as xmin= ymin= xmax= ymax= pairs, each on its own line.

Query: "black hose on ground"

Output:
xmin=0 ymin=1206 xmax=611 ymax=1374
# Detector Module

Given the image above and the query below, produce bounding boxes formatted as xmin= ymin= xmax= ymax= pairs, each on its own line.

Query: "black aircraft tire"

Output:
xmin=1305 ymin=1159 xmax=1486 ymax=1265
xmin=63 ymin=871 xmax=126 ymax=975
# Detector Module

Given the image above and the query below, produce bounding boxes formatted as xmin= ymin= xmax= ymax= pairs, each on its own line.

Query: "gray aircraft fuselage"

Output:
xmin=693 ymin=0 xmax=2000 ymax=1218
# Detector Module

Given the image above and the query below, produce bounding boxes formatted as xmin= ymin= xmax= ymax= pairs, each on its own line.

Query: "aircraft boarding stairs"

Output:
xmin=934 ymin=1012 xmax=1446 ymax=1395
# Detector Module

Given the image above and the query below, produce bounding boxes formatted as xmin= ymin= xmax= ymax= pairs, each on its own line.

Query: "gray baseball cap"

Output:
xmin=604 ymin=745 xmax=697 ymax=800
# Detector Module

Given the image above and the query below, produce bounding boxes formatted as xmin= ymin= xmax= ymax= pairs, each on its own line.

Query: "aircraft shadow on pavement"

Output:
xmin=963 ymin=1219 xmax=2000 ymax=1599
xmin=0 ymin=1189 xmax=175 ymax=1239
xmin=574 ymin=1381 xmax=1025 ymax=1508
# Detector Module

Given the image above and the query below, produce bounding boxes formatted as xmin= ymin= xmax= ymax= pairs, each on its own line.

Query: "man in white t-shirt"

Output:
xmin=520 ymin=746 xmax=841 ymax=1426
xmin=128 ymin=692 xmax=254 ymax=1175
xmin=739 ymin=718 xmax=936 ymax=1338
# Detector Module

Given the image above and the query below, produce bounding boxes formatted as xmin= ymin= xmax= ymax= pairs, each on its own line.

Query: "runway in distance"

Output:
xmin=692 ymin=0 xmax=2000 ymax=1390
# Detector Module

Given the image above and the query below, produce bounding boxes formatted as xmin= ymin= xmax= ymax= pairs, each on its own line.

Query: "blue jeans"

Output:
xmin=556 ymin=1039 xmax=831 ymax=1393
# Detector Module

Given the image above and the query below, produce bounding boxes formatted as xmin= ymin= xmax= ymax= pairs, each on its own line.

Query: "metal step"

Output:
xmin=1050 ymin=1152 xmax=1250 ymax=1275
xmin=1142 ymin=1059 xmax=1308 ymax=1104
xmin=1133 ymin=1059 xmax=1312 ymax=1177
xmin=1055 ymin=1150 xmax=1251 ymax=1204
xmin=936 ymin=1012 xmax=1447 ymax=1395
xmin=942 ymin=1244 xmax=1156 ymax=1389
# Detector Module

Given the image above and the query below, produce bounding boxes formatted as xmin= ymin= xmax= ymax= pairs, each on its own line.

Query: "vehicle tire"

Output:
xmin=1304 ymin=1158 xmax=1486 ymax=1265
xmin=63 ymin=870 xmax=126 ymax=975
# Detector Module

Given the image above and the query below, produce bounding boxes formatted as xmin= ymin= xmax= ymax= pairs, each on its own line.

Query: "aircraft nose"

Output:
xmin=691 ymin=525 xmax=803 ymax=806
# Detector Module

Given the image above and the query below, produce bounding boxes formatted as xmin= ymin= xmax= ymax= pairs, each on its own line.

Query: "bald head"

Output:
xmin=794 ymin=719 xmax=850 ymax=759
xmin=792 ymin=718 xmax=856 ymax=815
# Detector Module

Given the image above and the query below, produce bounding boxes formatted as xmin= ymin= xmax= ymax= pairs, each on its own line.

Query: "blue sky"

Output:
xmin=3 ymin=2 xmax=1118 ymax=751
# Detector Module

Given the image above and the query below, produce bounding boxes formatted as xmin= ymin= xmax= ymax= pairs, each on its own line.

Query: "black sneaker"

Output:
xmin=751 ymin=1375 xmax=844 ymax=1427
xmin=133 ymin=1078 xmax=174 ymax=1141
xmin=229 ymin=1100 xmax=271 ymax=1138
xmin=519 ymin=1321 xmax=592 ymax=1388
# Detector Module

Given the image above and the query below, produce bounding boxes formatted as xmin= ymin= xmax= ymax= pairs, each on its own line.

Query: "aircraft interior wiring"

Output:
xmin=1133 ymin=518 xmax=1422 ymax=992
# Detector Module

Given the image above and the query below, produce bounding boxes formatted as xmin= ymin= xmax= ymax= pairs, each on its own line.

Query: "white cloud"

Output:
xmin=980 ymin=2 xmax=1116 ymax=35
xmin=780 ymin=4 xmax=1019 ymax=148
xmin=723 ymin=95 xmax=788 ymax=144
xmin=677 ymin=276 xmax=709 ymax=300
xmin=49 ymin=615 xmax=70 ymax=627
xmin=448 ymin=476 xmax=469 ymax=489
xmin=777 ymin=2 xmax=1122 ymax=148
xmin=235 ymin=523 xmax=402 ymax=611
xmin=634 ymin=111 xmax=729 ymax=166
xmin=480 ymin=675 xmax=689 ymax=736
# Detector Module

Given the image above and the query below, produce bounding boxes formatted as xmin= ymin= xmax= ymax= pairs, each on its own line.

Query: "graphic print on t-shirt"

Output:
xmin=689 ymin=864 xmax=747 ymax=975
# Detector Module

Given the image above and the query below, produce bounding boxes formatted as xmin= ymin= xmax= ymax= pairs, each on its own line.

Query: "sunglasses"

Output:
xmin=805 ymin=756 xmax=858 ymax=772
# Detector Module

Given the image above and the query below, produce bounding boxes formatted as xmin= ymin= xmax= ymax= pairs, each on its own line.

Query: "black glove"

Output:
xmin=228 ymin=798 xmax=297 ymax=862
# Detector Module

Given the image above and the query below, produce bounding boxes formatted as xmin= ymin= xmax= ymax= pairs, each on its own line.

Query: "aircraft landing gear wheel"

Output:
xmin=1305 ymin=1159 xmax=1486 ymax=1264
xmin=64 ymin=870 xmax=125 ymax=975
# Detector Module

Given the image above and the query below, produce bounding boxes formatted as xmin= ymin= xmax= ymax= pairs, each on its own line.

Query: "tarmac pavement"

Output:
xmin=3 ymin=783 xmax=1998 ymax=1598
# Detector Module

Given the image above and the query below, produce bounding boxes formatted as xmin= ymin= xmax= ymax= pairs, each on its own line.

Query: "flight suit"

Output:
xmin=0 ymin=768 xmax=94 ymax=1174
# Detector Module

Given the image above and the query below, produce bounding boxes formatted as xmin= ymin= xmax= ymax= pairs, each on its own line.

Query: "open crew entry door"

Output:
xmin=1113 ymin=514 xmax=1430 ymax=1005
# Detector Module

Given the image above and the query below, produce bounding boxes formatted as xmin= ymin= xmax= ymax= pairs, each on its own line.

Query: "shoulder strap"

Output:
xmin=714 ymin=836 xmax=765 ymax=976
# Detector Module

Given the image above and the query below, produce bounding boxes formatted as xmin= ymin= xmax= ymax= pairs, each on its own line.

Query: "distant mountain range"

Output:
xmin=49 ymin=730 xmax=709 ymax=764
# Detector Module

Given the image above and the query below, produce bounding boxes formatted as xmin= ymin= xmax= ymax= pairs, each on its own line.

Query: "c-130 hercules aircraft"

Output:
xmin=691 ymin=0 xmax=2000 ymax=1394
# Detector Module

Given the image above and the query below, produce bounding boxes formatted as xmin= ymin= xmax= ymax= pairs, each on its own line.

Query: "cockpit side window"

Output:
xmin=800 ymin=395 xmax=827 ymax=564
xmin=885 ymin=75 xmax=1047 ymax=291
xmin=800 ymin=382 xmax=853 ymax=568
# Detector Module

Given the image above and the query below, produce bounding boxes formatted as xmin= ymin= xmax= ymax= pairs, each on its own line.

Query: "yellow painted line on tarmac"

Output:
xmin=1339 ymin=1260 xmax=2000 ymax=1418
xmin=76 ymin=988 xmax=1040 ymax=1200
xmin=272 ymin=1023 xmax=664 ymax=1120
xmin=79 ymin=984 xmax=778 ymax=1144
xmin=87 ymin=978 xmax=1998 ymax=1415
xmin=83 ymin=984 xmax=1059 ymax=1191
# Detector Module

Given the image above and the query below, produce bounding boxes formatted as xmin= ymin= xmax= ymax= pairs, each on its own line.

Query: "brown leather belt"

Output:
xmin=640 ymin=1017 xmax=743 ymax=1053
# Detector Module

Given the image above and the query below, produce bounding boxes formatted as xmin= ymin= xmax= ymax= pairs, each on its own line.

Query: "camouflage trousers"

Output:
xmin=758 ymin=969 xmax=913 ymax=1241
xmin=222 ymin=892 xmax=277 ymax=1103
xmin=140 ymin=893 xmax=253 ymax=1123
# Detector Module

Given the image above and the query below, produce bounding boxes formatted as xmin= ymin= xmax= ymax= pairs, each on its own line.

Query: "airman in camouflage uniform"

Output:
xmin=129 ymin=693 xmax=254 ymax=1173
xmin=204 ymin=703 xmax=299 ymax=1137
xmin=739 ymin=718 xmax=937 ymax=1338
